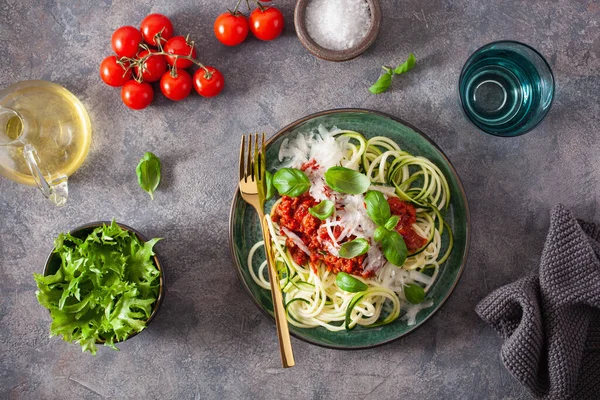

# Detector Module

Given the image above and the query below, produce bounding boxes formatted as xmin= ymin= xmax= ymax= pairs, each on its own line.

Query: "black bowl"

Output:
xmin=43 ymin=221 xmax=165 ymax=343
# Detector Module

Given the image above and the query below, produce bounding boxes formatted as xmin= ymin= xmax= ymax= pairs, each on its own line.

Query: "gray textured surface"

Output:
xmin=0 ymin=0 xmax=598 ymax=399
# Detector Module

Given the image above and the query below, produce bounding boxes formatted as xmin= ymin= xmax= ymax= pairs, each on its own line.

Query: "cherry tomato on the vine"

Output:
xmin=121 ymin=80 xmax=154 ymax=110
xmin=135 ymin=50 xmax=167 ymax=82
xmin=140 ymin=13 xmax=174 ymax=46
xmin=249 ymin=7 xmax=284 ymax=41
xmin=193 ymin=66 xmax=224 ymax=98
xmin=111 ymin=26 xmax=143 ymax=58
xmin=160 ymin=70 xmax=193 ymax=101
xmin=214 ymin=12 xmax=249 ymax=46
xmin=164 ymin=36 xmax=197 ymax=69
xmin=100 ymin=56 xmax=131 ymax=87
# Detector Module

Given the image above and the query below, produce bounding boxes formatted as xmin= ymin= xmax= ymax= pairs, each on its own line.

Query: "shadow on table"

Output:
xmin=136 ymin=214 xmax=267 ymax=347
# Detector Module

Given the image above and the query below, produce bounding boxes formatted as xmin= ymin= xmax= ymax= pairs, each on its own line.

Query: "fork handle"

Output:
xmin=260 ymin=213 xmax=295 ymax=368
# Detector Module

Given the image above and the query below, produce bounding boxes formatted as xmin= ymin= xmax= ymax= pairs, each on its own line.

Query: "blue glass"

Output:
xmin=459 ymin=41 xmax=554 ymax=137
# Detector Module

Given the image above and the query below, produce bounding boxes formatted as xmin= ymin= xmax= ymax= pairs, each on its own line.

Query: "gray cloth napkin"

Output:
xmin=476 ymin=204 xmax=600 ymax=400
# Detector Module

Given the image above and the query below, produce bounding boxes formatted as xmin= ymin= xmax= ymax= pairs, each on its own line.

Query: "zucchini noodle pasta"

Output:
xmin=248 ymin=126 xmax=453 ymax=331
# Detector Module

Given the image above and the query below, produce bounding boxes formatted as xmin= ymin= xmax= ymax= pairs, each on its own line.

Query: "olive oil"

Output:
xmin=0 ymin=80 xmax=92 ymax=186
xmin=5 ymin=116 xmax=22 ymax=140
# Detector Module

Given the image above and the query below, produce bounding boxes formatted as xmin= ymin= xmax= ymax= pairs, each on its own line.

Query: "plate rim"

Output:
xmin=228 ymin=108 xmax=471 ymax=350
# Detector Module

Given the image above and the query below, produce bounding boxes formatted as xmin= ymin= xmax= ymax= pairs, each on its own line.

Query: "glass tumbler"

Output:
xmin=459 ymin=41 xmax=554 ymax=137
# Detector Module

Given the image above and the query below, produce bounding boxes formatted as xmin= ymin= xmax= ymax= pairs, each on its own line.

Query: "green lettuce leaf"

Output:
xmin=34 ymin=220 xmax=161 ymax=355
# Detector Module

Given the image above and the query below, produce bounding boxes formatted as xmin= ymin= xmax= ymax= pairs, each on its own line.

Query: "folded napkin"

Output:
xmin=476 ymin=204 xmax=600 ymax=400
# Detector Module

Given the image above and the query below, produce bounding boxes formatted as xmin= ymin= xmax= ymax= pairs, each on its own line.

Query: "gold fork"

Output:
xmin=239 ymin=133 xmax=295 ymax=368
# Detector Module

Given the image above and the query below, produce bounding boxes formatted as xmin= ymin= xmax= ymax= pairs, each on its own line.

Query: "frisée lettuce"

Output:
xmin=34 ymin=220 xmax=161 ymax=355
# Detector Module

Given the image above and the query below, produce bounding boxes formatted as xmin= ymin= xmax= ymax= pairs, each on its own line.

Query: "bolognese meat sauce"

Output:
xmin=272 ymin=193 xmax=425 ymax=277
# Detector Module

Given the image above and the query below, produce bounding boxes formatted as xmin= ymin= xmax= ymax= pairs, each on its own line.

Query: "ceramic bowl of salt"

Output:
xmin=294 ymin=0 xmax=381 ymax=62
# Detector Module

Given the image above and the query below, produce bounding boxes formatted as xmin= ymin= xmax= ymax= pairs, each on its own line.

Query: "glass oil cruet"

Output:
xmin=0 ymin=80 xmax=92 ymax=206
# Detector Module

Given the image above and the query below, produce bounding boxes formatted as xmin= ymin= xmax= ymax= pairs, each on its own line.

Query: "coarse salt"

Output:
xmin=305 ymin=0 xmax=371 ymax=51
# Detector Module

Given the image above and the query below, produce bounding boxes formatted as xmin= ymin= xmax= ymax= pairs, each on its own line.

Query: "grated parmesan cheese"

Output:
xmin=401 ymin=300 xmax=434 ymax=326
xmin=281 ymin=227 xmax=311 ymax=255
xmin=278 ymin=125 xmax=343 ymax=170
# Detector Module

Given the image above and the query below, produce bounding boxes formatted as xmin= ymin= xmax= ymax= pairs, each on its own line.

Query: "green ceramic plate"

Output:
xmin=229 ymin=109 xmax=470 ymax=349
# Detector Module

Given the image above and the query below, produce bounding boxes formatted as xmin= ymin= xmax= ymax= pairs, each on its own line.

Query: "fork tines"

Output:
xmin=239 ymin=133 xmax=266 ymax=183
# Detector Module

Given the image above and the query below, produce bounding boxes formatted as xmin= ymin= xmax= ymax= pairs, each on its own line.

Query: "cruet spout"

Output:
xmin=22 ymin=144 xmax=69 ymax=207
xmin=0 ymin=105 xmax=69 ymax=206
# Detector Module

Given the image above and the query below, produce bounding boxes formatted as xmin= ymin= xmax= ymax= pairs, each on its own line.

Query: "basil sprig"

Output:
xmin=384 ymin=215 xmax=400 ymax=231
xmin=364 ymin=190 xmax=391 ymax=226
xmin=380 ymin=230 xmax=408 ymax=266
xmin=136 ymin=152 xmax=161 ymax=200
xmin=309 ymin=200 xmax=334 ymax=220
xmin=364 ymin=190 xmax=408 ymax=266
xmin=336 ymin=272 xmax=368 ymax=293
xmin=369 ymin=52 xmax=417 ymax=94
xmin=368 ymin=72 xmax=393 ymax=95
xmin=374 ymin=226 xmax=387 ymax=243
xmin=273 ymin=168 xmax=311 ymax=197
xmin=324 ymin=166 xmax=370 ymax=195
xmin=338 ymin=238 xmax=370 ymax=259
xmin=394 ymin=52 xmax=417 ymax=75
xmin=404 ymin=283 xmax=425 ymax=304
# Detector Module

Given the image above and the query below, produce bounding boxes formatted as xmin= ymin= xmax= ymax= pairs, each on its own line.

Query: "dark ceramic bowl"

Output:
xmin=229 ymin=108 xmax=471 ymax=349
xmin=294 ymin=0 xmax=382 ymax=62
xmin=43 ymin=221 xmax=165 ymax=343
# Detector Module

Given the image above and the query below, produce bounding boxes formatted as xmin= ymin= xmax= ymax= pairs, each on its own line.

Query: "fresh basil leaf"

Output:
xmin=393 ymin=52 xmax=417 ymax=75
xmin=374 ymin=226 xmax=387 ymax=242
xmin=380 ymin=230 xmax=408 ymax=266
xmin=336 ymin=272 xmax=368 ymax=293
xmin=364 ymin=190 xmax=391 ymax=226
xmin=404 ymin=283 xmax=425 ymax=304
xmin=368 ymin=71 xmax=393 ymax=94
xmin=136 ymin=152 xmax=161 ymax=200
xmin=273 ymin=168 xmax=311 ymax=197
xmin=338 ymin=238 xmax=370 ymax=259
xmin=324 ymin=167 xmax=370 ymax=195
xmin=369 ymin=53 xmax=416 ymax=95
xmin=265 ymin=171 xmax=275 ymax=201
xmin=309 ymin=200 xmax=334 ymax=220
xmin=384 ymin=215 xmax=400 ymax=231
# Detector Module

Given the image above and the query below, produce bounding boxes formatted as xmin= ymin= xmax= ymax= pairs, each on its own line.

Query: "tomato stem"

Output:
xmin=118 ymin=32 xmax=210 ymax=82
xmin=154 ymin=28 xmax=167 ymax=52
xmin=251 ymin=0 xmax=267 ymax=11
xmin=170 ymin=61 xmax=178 ymax=78
xmin=232 ymin=0 xmax=244 ymax=14
xmin=116 ymin=58 xmax=134 ymax=80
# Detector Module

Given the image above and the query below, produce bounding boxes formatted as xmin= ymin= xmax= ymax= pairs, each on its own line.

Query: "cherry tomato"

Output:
xmin=140 ymin=13 xmax=174 ymax=46
xmin=111 ymin=26 xmax=142 ymax=58
xmin=160 ymin=70 xmax=193 ymax=101
xmin=134 ymin=50 xmax=167 ymax=82
xmin=249 ymin=7 xmax=284 ymax=41
xmin=121 ymin=80 xmax=154 ymax=110
xmin=193 ymin=67 xmax=224 ymax=98
xmin=163 ymin=36 xmax=196 ymax=69
xmin=214 ymin=12 xmax=249 ymax=46
xmin=100 ymin=56 xmax=132 ymax=87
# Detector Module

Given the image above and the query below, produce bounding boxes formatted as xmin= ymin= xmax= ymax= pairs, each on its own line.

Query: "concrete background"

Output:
xmin=1 ymin=0 xmax=599 ymax=398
